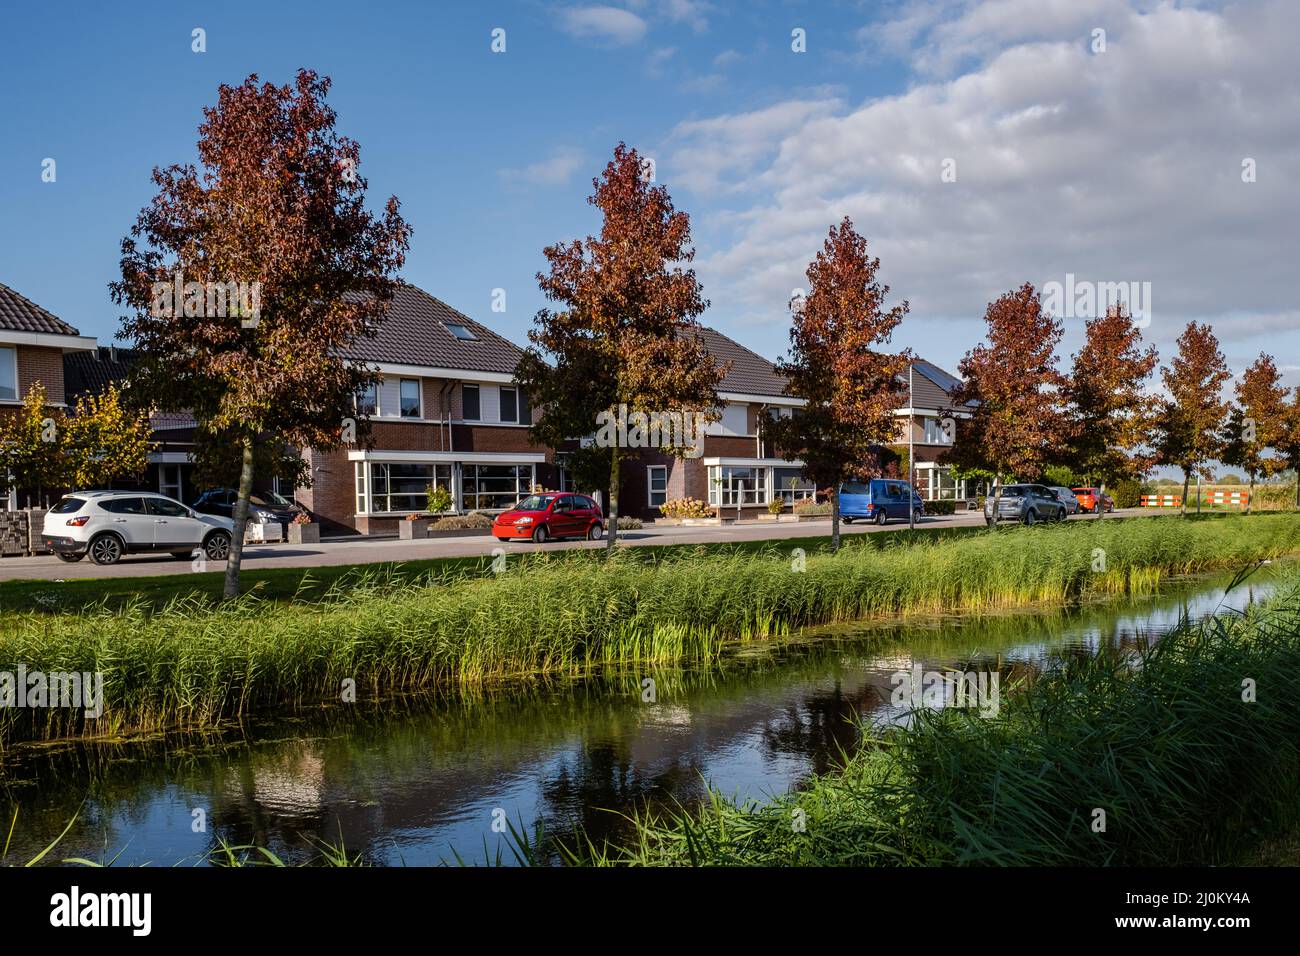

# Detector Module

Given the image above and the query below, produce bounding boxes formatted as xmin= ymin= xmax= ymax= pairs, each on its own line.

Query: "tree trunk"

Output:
xmin=1181 ymin=472 xmax=1190 ymax=518
xmin=1096 ymin=480 xmax=1105 ymax=520
xmin=222 ymin=435 xmax=256 ymax=600
xmin=1247 ymin=473 xmax=1254 ymax=515
xmin=830 ymin=487 xmax=841 ymax=553
xmin=989 ymin=473 xmax=1002 ymax=531
xmin=606 ymin=450 xmax=619 ymax=551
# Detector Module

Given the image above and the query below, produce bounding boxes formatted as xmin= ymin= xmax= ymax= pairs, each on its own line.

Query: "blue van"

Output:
xmin=838 ymin=478 xmax=924 ymax=525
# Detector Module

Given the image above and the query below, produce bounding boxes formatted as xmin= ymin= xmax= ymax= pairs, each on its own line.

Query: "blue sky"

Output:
xmin=2 ymin=0 xmax=1297 ymax=400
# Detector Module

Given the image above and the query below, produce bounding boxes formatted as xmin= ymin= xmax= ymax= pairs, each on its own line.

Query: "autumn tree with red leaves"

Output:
xmin=1062 ymin=303 xmax=1160 ymax=515
xmin=1153 ymin=322 xmax=1230 ymax=517
xmin=765 ymin=217 xmax=910 ymax=552
xmin=516 ymin=143 xmax=725 ymax=549
xmin=111 ymin=70 xmax=410 ymax=597
xmin=1220 ymin=353 xmax=1288 ymax=513
xmin=1283 ymin=390 xmax=1300 ymax=509
xmin=948 ymin=282 xmax=1065 ymax=526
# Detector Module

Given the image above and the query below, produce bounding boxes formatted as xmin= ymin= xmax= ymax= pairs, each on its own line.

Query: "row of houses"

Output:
xmin=0 ymin=279 xmax=979 ymax=534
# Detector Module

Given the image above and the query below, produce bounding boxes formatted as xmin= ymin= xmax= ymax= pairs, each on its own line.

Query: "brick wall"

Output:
xmin=17 ymin=346 xmax=66 ymax=404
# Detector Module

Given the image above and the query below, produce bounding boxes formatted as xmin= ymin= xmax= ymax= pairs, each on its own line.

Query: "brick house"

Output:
xmin=0 ymin=282 xmax=98 ymax=509
xmin=892 ymin=358 xmax=983 ymax=502
xmin=298 ymin=283 xmax=558 ymax=534
xmin=617 ymin=328 xmax=813 ymax=519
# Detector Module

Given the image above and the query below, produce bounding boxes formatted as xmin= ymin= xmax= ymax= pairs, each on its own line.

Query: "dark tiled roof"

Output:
xmin=0 ymin=282 xmax=82 ymax=336
xmin=342 ymin=283 xmax=525 ymax=375
xmin=64 ymin=346 xmax=137 ymax=403
xmin=698 ymin=327 xmax=789 ymax=397
xmin=913 ymin=358 xmax=963 ymax=395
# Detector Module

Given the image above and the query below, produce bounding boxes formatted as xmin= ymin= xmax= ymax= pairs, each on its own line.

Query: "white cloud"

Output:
xmin=664 ymin=0 xmax=1300 ymax=370
xmin=559 ymin=6 xmax=648 ymax=46
xmin=500 ymin=146 xmax=586 ymax=187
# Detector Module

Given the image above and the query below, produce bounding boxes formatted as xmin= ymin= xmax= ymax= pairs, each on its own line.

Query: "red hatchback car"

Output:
xmin=1071 ymin=487 xmax=1115 ymax=514
xmin=493 ymin=493 xmax=605 ymax=543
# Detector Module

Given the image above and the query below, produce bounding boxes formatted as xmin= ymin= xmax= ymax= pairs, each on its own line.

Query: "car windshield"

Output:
xmin=514 ymin=495 xmax=555 ymax=511
xmin=1002 ymin=486 xmax=1028 ymax=496
xmin=51 ymin=497 xmax=85 ymax=514
xmin=255 ymin=491 xmax=294 ymax=507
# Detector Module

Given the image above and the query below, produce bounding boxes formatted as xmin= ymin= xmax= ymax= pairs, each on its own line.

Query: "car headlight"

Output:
xmin=515 ymin=516 xmax=533 ymax=525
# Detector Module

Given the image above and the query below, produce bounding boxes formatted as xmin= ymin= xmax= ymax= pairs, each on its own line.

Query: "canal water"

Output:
xmin=0 ymin=566 xmax=1283 ymax=866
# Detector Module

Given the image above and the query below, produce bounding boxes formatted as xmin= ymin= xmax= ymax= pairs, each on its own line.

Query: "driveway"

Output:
xmin=0 ymin=509 xmax=1159 ymax=581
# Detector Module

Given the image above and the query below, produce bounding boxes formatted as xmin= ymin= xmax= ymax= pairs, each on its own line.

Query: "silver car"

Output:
xmin=1047 ymin=486 xmax=1081 ymax=514
xmin=984 ymin=484 xmax=1068 ymax=525
xmin=42 ymin=491 xmax=235 ymax=566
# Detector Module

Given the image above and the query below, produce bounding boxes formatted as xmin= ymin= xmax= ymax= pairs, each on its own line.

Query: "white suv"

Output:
xmin=42 ymin=491 xmax=235 ymax=566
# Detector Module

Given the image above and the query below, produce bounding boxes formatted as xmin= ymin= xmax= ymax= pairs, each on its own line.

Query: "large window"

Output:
xmin=356 ymin=382 xmax=378 ymax=417
xmin=708 ymin=465 xmax=768 ymax=506
xmin=499 ymin=386 xmax=519 ymax=423
xmin=923 ymin=416 xmax=953 ymax=445
xmin=369 ymin=462 xmax=451 ymax=513
xmin=499 ymin=386 xmax=532 ymax=424
xmin=773 ymin=467 xmax=815 ymax=504
xmin=0 ymin=347 xmax=16 ymax=401
xmin=462 ymin=384 xmax=480 ymax=420
xmin=400 ymin=379 xmax=421 ymax=418
xmin=159 ymin=464 xmax=183 ymax=501
xmin=460 ymin=463 xmax=532 ymax=512
xmin=647 ymin=465 xmax=668 ymax=507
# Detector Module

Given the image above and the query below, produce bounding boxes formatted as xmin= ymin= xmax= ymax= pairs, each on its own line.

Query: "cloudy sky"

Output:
xmin=2 ymin=0 xmax=1296 ymax=391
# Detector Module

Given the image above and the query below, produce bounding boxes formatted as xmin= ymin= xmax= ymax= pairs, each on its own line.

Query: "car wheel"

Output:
xmin=88 ymin=533 xmax=123 ymax=566
xmin=843 ymin=516 xmax=854 ymax=525
xmin=203 ymin=531 xmax=231 ymax=562
xmin=913 ymin=509 xmax=923 ymax=523
xmin=532 ymin=524 xmax=550 ymax=544
xmin=587 ymin=523 xmax=604 ymax=541
xmin=56 ymin=552 xmax=85 ymax=563
xmin=874 ymin=509 xmax=887 ymax=526
xmin=1024 ymin=509 xmax=1037 ymax=526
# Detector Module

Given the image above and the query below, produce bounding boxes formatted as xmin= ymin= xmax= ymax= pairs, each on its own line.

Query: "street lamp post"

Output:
xmin=908 ymin=363 xmax=915 ymax=532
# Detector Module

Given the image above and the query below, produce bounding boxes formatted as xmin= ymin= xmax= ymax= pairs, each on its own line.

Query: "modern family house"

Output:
xmin=615 ymin=327 xmax=813 ymax=519
xmin=893 ymin=358 xmax=981 ymax=503
xmin=297 ymin=282 xmax=556 ymax=534
xmin=0 ymin=282 xmax=98 ymax=509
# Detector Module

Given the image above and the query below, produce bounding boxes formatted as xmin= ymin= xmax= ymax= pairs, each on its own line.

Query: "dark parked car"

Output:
xmin=193 ymin=488 xmax=303 ymax=527
xmin=984 ymin=484 xmax=1067 ymax=525
xmin=493 ymin=493 xmax=604 ymax=543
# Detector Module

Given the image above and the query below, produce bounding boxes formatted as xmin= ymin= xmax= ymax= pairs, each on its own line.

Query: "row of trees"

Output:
xmin=97 ymin=66 xmax=1299 ymax=599
xmin=950 ymin=292 xmax=1300 ymax=518
xmin=520 ymin=144 xmax=1300 ymax=549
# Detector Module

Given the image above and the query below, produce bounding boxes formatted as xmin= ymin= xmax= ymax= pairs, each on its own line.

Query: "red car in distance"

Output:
xmin=1071 ymin=487 xmax=1115 ymax=514
xmin=493 ymin=493 xmax=605 ymax=543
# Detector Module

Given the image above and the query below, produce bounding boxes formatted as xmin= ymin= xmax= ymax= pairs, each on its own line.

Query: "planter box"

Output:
xmin=794 ymin=514 xmax=830 ymax=522
xmin=425 ymin=527 xmax=493 ymax=539
xmin=399 ymin=519 xmax=430 ymax=540
xmin=288 ymin=523 xmax=320 ymax=545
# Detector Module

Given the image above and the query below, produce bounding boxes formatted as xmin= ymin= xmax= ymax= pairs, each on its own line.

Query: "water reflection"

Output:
xmin=0 ymin=567 xmax=1281 ymax=866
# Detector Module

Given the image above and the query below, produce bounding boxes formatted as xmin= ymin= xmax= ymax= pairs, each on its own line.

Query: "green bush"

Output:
xmin=924 ymin=499 xmax=957 ymax=515
xmin=426 ymin=484 xmax=453 ymax=513
xmin=1110 ymin=478 xmax=1146 ymax=509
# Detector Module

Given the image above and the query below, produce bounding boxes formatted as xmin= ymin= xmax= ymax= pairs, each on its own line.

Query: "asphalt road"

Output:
xmin=0 ymin=508 xmax=1164 ymax=583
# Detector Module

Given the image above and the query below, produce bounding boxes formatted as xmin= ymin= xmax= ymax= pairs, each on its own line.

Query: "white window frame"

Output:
xmin=159 ymin=463 xmax=183 ymax=500
xmin=462 ymin=383 xmax=481 ymax=421
xmin=355 ymin=461 xmax=369 ymax=514
xmin=399 ymin=379 xmax=422 ymax=419
xmin=0 ymin=347 xmax=17 ymax=402
xmin=356 ymin=381 xmax=379 ymax=417
xmin=647 ymin=465 xmax=668 ymax=508
xmin=499 ymin=385 xmax=519 ymax=424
